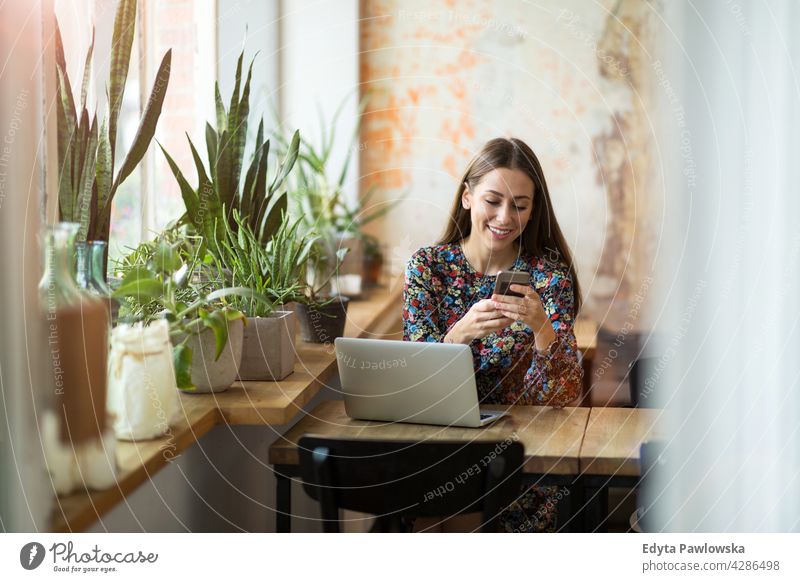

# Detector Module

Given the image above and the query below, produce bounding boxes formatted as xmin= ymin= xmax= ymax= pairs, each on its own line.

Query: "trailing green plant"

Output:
xmin=55 ymin=0 xmax=172 ymax=243
xmin=159 ymin=51 xmax=300 ymax=258
xmin=112 ymin=236 xmax=267 ymax=391
xmin=212 ymin=209 xmax=320 ymax=316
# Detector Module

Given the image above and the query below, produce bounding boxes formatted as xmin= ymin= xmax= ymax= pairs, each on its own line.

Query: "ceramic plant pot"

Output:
xmin=238 ymin=311 xmax=297 ymax=381
xmin=296 ymin=297 xmax=350 ymax=344
xmin=183 ymin=318 xmax=244 ymax=393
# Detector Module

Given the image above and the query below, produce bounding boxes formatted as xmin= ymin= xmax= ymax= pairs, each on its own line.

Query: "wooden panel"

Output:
xmin=269 ymin=400 xmax=589 ymax=475
xmin=579 ymin=407 xmax=667 ymax=477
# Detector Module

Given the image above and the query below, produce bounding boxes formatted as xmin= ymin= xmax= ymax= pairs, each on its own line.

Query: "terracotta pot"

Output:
xmin=296 ymin=297 xmax=350 ymax=343
xmin=238 ymin=311 xmax=297 ymax=381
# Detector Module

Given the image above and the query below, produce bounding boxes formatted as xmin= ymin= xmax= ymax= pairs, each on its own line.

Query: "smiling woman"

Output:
xmin=403 ymin=137 xmax=583 ymax=532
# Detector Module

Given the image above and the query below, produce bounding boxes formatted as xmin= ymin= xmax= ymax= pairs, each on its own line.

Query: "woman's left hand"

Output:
xmin=491 ymin=283 xmax=557 ymax=351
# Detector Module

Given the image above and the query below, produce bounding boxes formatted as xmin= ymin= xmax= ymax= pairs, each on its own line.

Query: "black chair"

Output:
xmin=632 ymin=440 xmax=667 ymax=533
xmin=627 ymin=356 xmax=660 ymax=408
xmin=297 ymin=436 xmax=524 ymax=533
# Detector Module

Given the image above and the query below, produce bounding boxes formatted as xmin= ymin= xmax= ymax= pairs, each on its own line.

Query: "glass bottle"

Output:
xmin=39 ymin=223 xmax=109 ymax=445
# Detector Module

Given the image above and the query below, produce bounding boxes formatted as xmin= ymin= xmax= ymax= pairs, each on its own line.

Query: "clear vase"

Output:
xmin=38 ymin=223 xmax=110 ymax=445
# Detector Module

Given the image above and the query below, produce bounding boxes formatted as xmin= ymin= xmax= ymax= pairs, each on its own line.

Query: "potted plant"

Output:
xmin=294 ymin=240 xmax=351 ymax=344
xmin=54 ymin=0 xmax=171 ymax=249
xmin=213 ymin=210 xmax=318 ymax=380
xmin=273 ymin=94 xmax=403 ymax=297
xmin=113 ymin=234 xmax=267 ymax=393
xmin=158 ymin=50 xmax=299 ymax=262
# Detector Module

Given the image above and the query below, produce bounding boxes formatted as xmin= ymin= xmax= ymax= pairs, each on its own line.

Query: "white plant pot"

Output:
xmin=238 ymin=311 xmax=297 ymax=381
xmin=107 ymin=320 xmax=181 ymax=440
xmin=184 ymin=318 xmax=244 ymax=393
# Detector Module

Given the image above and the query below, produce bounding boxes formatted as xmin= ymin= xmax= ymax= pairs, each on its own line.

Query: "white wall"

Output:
xmin=279 ymin=0 xmax=360 ymax=203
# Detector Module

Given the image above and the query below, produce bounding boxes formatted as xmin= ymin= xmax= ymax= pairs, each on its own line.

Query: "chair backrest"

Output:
xmin=298 ymin=435 xmax=524 ymax=533
xmin=628 ymin=357 xmax=660 ymax=408
xmin=637 ymin=440 xmax=667 ymax=533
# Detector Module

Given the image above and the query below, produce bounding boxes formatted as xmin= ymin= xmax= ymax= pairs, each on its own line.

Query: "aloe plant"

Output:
xmin=54 ymin=0 xmax=172 ymax=244
xmin=159 ymin=51 xmax=300 ymax=258
xmin=212 ymin=209 xmax=320 ymax=316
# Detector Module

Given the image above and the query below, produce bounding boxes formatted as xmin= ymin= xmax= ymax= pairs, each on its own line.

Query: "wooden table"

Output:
xmin=49 ymin=281 xmax=404 ymax=533
xmin=270 ymin=400 xmax=598 ymax=532
xmin=578 ymin=407 xmax=667 ymax=531
xmin=268 ymin=402 xmax=664 ymax=532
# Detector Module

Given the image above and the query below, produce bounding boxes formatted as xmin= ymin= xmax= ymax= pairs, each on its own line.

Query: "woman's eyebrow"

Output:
xmin=485 ymin=189 xmax=532 ymax=201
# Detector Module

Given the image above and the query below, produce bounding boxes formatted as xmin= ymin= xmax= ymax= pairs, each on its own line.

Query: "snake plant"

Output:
xmin=54 ymin=0 xmax=172 ymax=243
xmin=159 ymin=51 xmax=300 ymax=259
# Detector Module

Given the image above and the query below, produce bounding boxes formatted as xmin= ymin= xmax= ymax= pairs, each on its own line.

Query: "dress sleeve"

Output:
xmin=402 ymin=249 xmax=445 ymax=343
xmin=523 ymin=265 xmax=583 ymax=408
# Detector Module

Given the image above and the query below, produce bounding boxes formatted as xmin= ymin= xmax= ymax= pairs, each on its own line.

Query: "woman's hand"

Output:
xmin=444 ymin=299 xmax=515 ymax=344
xmin=491 ymin=284 xmax=557 ymax=351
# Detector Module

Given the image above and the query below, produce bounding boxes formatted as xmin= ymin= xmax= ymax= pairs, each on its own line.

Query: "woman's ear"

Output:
xmin=461 ymin=183 xmax=471 ymax=210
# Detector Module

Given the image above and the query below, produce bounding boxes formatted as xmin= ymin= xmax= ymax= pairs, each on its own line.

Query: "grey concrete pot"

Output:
xmin=238 ymin=311 xmax=297 ymax=381
xmin=184 ymin=318 xmax=244 ymax=393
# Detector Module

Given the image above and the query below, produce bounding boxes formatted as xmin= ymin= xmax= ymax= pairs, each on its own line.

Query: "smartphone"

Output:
xmin=494 ymin=270 xmax=530 ymax=298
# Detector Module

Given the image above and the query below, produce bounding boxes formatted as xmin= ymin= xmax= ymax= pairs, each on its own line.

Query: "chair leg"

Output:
xmin=311 ymin=447 xmax=340 ymax=533
xmin=480 ymin=456 xmax=507 ymax=533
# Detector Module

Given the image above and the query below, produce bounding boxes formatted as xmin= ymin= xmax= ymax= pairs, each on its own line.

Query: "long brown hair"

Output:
xmin=438 ymin=137 xmax=582 ymax=314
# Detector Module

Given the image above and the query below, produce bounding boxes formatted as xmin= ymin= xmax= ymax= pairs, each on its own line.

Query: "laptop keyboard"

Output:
xmin=479 ymin=413 xmax=493 ymax=420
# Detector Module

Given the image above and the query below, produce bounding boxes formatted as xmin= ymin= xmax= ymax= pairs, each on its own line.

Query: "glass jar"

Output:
xmin=76 ymin=241 xmax=112 ymax=296
xmin=39 ymin=223 xmax=110 ymax=445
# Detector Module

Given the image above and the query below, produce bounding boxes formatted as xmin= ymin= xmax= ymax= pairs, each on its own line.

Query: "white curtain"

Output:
xmin=648 ymin=0 xmax=800 ymax=532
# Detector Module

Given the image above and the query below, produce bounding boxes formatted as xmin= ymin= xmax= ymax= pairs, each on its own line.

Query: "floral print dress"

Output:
xmin=402 ymin=243 xmax=583 ymax=532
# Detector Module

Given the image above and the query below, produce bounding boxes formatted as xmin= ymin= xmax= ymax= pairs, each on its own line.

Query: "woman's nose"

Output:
xmin=495 ymin=204 xmax=514 ymax=225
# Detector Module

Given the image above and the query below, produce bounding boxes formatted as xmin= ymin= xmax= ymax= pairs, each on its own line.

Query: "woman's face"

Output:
xmin=462 ymin=167 xmax=534 ymax=253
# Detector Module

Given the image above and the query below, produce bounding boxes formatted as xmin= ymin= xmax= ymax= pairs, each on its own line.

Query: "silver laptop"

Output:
xmin=334 ymin=338 xmax=508 ymax=428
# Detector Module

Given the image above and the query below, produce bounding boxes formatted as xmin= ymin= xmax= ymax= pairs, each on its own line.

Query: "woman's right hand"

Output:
xmin=444 ymin=299 xmax=515 ymax=344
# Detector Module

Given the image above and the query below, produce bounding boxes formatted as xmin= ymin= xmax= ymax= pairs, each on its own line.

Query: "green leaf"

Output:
xmin=112 ymin=274 xmax=164 ymax=302
xmin=205 ymin=122 xmax=218 ymax=182
xmin=270 ymin=130 xmax=300 ymax=193
xmin=79 ymin=28 xmax=95 ymax=113
xmin=159 ymin=141 xmax=202 ymax=229
xmin=150 ymin=242 xmax=181 ymax=274
xmin=241 ymin=136 xmax=267 ymax=219
xmin=214 ymin=82 xmax=226 ymax=132
xmin=108 ymin=0 xmax=137 ymax=157
xmin=199 ymin=309 xmax=229 ymax=361
xmin=258 ymin=191 xmax=287 ymax=243
xmin=173 ymin=343 xmax=195 ymax=391
xmin=55 ymin=66 xmax=78 ymax=221
xmin=229 ymin=59 xmax=254 ymax=203
xmin=227 ymin=51 xmax=244 ymax=137
xmin=75 ymin=114 xmax=98 ymax=242
xmin=187 ymin=134 xmax=211 ymax=189
xmin=94 ymin=118 xmax=113 ymax=229
xmin=113 ymin=49 xmax=172 ymax=191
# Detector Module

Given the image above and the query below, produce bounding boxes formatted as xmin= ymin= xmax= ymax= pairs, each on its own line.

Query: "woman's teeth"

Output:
xmin=488 ymin=225 xmax=511 ymax=238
